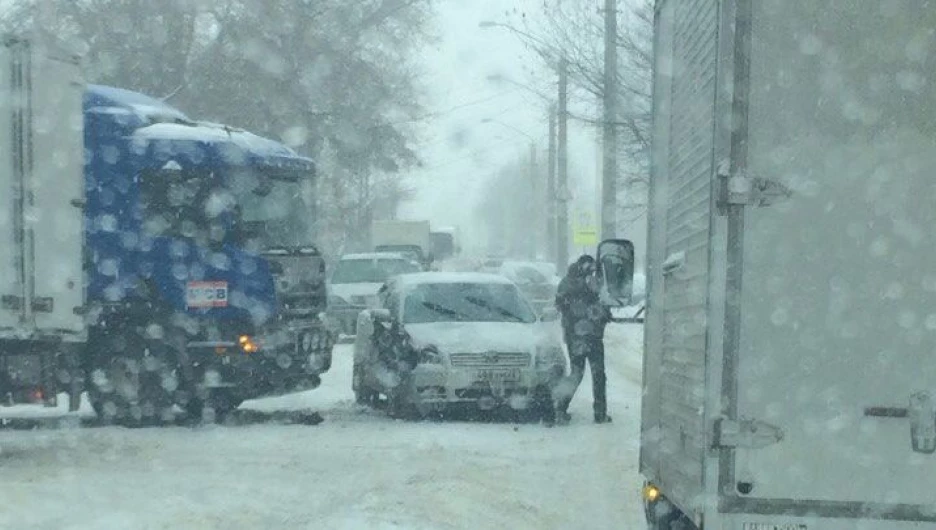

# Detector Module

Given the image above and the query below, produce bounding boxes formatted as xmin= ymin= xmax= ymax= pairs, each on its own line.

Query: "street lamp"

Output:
xmin=479 ymin=20 xmax=570 ymax=269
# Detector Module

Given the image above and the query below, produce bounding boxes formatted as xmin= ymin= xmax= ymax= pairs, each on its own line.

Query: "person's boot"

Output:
xmin=594 ymin=413 xmax=612 ymax=424
xmin=556 ymin=410 xmax=572 ymax=426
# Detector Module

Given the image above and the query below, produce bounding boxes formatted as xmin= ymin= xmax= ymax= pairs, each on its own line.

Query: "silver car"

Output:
xmin=352 ymin=272 xmax=566 ymax=419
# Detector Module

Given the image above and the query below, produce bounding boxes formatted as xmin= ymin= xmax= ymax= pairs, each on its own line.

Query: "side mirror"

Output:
xmin=596 ymin=238 xmax=635 ymax=307
xmin=540 ymin=306 xmax=560 ymax=322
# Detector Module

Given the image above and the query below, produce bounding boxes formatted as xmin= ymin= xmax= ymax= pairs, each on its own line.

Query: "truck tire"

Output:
xmin=88 ymin=353 xmax=177 ymax=427
xmin=646 ymin=495 xmax=698 ymax=530
xmin=87 ymin=325 xmax=177 ymax=427
xmin=185 ymin=390 xmax=243 ymax=424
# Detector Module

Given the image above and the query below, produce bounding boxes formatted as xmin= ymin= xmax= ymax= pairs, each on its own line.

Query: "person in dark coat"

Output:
xmin=554 ymin=254 xmax=612 ymax=424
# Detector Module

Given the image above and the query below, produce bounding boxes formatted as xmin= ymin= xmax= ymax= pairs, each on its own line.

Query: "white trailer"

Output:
xmin=371 ymin=220 xmax=432 ymax=266
xmin=639 ymin=0 xmax=936 ymax=528
xmin=0 ymin=33 xmax=86 ymax=407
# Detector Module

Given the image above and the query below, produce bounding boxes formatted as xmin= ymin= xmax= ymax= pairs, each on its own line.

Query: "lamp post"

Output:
xmin=479 ymin=20 xmax=569 ymax=269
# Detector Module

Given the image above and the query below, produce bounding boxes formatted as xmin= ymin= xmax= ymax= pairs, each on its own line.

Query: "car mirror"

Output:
xmin=539 ymin=307 xmax=560 ymax=322
xmin=597 ymin=238 xmax=635 ymax=307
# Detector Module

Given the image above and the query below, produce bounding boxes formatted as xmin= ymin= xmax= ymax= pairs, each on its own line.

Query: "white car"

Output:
xmin=497 ymin=261 xmax=561 ymax=315
xmin=352 ymin=272 xmax=566 ymax=419
xmin=327 ymin=253 xmax=422 ymax=335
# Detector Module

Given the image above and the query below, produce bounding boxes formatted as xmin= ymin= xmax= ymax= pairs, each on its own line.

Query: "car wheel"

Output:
xmin=387 ymin=388 xmax=418 ymax=420
xmin=353 ymin=364 xmax=378 ymax=406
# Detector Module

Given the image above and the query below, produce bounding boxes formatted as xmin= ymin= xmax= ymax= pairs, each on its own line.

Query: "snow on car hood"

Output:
xmin=329 ymin=283 xmax=383 ymax=303
xmin=404 ymin=321 xmax=559 ymax=354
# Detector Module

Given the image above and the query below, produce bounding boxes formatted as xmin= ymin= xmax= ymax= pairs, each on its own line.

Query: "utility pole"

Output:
xmin=557 ymin=57 xmax=570 ymax=270
xmin=528 ymin=143 xmax=538 ymax=259
xmin=601 ymin=0 xmax=619 ymax=239
xmin=546 ymin=104 xmax=557 ymax=267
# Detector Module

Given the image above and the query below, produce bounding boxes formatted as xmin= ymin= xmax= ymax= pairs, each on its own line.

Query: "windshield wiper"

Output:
xmin=463 ymin=295 xmax=525 ymax=322
xmin=420 ymin=301 xmax=468 ymax=320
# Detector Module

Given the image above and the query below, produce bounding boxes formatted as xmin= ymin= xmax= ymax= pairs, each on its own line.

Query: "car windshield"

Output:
xmin=402 ymin=282 xmax=536 ymax=324
xmin=331 ymin=258 xmax=419 ymax=284
xmin=229 ymin=170 xmax=316 ymax=248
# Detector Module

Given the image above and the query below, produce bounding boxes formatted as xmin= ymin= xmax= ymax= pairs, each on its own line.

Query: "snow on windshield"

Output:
xmin=402 ymin=282 xmax=536 ymax=324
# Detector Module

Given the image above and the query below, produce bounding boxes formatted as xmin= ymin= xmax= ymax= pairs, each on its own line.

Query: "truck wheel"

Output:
xmin=646 ymin=495 xmax=697 ymax=530
xmin=352 ymin=364 xmax=378 ymax=406
xmin=185 ymin=390 xmax=243 ymax=424
xmin=88 ymin=353 xmax=177 ymax=427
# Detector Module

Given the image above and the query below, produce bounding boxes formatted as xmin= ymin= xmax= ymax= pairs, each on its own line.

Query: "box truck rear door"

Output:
xmin=728 ymin=0 xmax=936 ymax=518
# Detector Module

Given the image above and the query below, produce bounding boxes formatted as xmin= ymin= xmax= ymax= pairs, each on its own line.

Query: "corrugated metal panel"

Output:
xmin=657 ymin=0 xmax=719 ymax=508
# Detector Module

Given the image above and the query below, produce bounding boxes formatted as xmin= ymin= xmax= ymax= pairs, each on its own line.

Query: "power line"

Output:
xmin=414 ymin=137 xmax=532 ymax=172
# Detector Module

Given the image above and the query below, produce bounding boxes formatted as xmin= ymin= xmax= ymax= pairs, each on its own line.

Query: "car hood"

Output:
xmin=404 ymin=321 xmax=558 ymax=354
xmin=329 ymin=282 xmax=383 ymax=301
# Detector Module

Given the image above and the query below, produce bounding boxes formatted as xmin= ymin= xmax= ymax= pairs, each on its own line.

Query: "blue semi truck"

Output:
xmin=0 ymin=35 xmax=333 ymax=425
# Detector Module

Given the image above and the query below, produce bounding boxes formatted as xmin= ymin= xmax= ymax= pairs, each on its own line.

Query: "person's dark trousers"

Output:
xmin=556 ymin=338 xmax=607 ymax=421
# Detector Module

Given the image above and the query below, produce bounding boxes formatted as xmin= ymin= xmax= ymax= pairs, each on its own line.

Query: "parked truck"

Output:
xmin=429 ymin=225 xmax=459 ymax=262
xmin=599 ymin=0 xmax=936 ymax=528
xmin=0 ymin=34 xmax=333 ymax=425
xmin=371 ymin=220 xmax=433 ymax=269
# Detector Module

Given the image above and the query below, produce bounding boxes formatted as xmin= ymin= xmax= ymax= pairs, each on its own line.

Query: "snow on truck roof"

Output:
xmin=393 ymin=272 xmax=513 ymax=287
xmin=84 ymin=85 xmax=315 ymax=173
xmin=85 ymin=84 xmax=190 ymax=124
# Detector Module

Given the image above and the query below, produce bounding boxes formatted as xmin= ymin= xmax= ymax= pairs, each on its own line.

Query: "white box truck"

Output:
xmin=0 ymin=33 xmax=86 ymax=407
xmin=372 ymin=220 xmax=433 ymax=268
xmin=624 ymin=0 xmax=936 ymax=528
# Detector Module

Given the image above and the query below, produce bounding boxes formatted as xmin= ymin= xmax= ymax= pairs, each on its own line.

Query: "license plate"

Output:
xmin=476 ymin=368 xmax=521 ymax=383
xmin=743 ymin=524 xmax=806 ymax=530
xmin=186 ymin=281 xmax=229 ymax=308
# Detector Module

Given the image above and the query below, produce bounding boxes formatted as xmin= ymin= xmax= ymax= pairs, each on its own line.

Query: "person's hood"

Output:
xmin=404 ymin=321 xmax=558 ymax=354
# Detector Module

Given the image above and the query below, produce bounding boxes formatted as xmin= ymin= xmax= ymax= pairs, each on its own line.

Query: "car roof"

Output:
xmin=392 ymin=272 xmax=513 ymax=289
xmin=339 ymin=252 xmax=409 ymax=260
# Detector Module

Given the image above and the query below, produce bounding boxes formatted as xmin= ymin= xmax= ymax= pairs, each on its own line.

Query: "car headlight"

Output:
xmin=329 ymin=295 xmax=349 ymax=307
xmin=418 ymin=345 xmax=443 ymax=364
xmin=535 ymin=346 xmax=565 ymax=369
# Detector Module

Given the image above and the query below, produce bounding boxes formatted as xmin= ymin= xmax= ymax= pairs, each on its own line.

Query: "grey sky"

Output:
xmin=399 ymin=0 xmax=601 ymax=254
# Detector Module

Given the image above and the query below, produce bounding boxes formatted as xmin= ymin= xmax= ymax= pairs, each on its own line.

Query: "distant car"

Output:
xmin=327 ymin=253 xmax=422 ymax=335
xmin=352 ymin=272 xmax=566 ymax=419
xmin=478 ymin=256 xmax=506 ymax=274
xmin=497 ymin=261 xmax=560 ymax=315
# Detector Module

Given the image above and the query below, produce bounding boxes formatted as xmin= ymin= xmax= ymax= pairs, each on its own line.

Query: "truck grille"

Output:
xmin=449 ymin=352 xmax=530 ymax=367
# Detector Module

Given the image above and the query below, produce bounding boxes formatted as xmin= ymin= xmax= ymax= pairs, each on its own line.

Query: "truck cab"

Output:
xmin=81 ymin=85 xmax=334 ymax=422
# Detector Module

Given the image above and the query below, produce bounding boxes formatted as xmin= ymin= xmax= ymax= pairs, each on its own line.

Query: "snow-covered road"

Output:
xmin=0 ymin=324 xmax=645 ymax=530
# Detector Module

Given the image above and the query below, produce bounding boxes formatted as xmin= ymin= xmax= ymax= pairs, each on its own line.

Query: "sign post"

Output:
xmin=573 ymin=210 xmax=598 ymax=253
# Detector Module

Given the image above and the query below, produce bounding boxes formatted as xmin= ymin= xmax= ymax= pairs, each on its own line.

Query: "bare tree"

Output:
xmin=505 ymin=0 xmax=652 ymax=229
xmin=2 ymin=0 xmax=433 ymax=251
